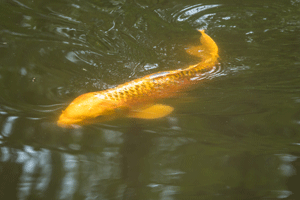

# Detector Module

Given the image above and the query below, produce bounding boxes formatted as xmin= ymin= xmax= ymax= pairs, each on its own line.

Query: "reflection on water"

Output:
xmin=1 ymin=114 xmax=299 ymax=199
xmin=2 ymin=116 xmax=18 ymax=137
xmin=1 ymin=0 xmax=300 ymax=199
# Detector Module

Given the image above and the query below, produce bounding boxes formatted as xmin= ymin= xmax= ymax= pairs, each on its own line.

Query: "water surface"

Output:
xmin=0 ymin=0 xmax=300 ymax=199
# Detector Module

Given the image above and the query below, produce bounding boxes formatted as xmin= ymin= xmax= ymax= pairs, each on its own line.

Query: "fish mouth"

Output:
xmin=57 ymin=114 xmax=82 ymax=128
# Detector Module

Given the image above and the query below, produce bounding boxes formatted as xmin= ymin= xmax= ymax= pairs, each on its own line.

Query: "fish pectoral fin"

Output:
xmin=127 ymin=104 xmax=174 ymax=119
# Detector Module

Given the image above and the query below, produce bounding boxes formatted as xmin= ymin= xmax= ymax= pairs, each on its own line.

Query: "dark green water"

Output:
xmin=0 ymin=0 xmax=300 ymax=199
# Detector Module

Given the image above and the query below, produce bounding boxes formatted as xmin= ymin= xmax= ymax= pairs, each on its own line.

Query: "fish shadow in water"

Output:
xmin=120 ymin=120 xmax=154 ymax=200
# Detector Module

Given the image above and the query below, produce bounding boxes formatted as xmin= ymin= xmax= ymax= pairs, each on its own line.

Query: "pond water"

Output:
xmin=0 ymin=0 xmax=300 ymax=199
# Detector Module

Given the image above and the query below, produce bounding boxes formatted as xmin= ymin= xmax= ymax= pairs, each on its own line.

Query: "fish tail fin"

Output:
xmin=186 ymin=30 xmax=219 ymax=69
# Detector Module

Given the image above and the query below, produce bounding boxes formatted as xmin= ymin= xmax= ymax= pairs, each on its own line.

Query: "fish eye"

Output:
xmin=115 ymin=108 xmax=122 ymax=113
xmin=94 ymin=115 xmax=107 ymax=121
xmin=114 ymin=106 xmax=128 ymax=114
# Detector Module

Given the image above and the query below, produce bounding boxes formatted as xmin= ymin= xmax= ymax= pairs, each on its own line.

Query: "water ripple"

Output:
xmin=172 ymin=4 xmax=220 ymax=22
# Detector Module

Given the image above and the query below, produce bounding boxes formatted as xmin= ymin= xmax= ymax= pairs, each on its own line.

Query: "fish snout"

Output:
xmin=57 ymin=112 xmax=81 ymax=128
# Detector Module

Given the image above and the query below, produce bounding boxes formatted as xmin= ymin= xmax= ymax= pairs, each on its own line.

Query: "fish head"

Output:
xmin=57 ymin=92 xmax=121 ymax=127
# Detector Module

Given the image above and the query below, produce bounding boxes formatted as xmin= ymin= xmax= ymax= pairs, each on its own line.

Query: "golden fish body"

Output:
xmin=58 ymin=30 xmax=219 ymax=127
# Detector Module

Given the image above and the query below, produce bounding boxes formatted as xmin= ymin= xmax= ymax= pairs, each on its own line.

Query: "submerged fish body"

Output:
xmin=58 ymin=30 xmax=219 ymax=127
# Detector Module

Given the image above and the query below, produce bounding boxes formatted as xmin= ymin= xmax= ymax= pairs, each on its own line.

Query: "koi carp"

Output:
xmin=57 ymin=30 xmax=219 ymax=127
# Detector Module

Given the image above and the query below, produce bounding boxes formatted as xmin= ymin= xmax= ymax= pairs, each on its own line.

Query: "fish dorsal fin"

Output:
xmin=127 ymin=104 xmax=174 ymax=119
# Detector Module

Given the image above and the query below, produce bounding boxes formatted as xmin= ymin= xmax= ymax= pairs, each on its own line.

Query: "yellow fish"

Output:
xmin=57 ymin=30 xmax=219 ymax=127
